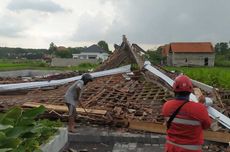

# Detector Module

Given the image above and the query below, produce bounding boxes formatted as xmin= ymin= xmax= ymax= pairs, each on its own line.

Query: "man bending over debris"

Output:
xmin=65 ymin=73 xmax=93 ymax=133
xmin=162 ymin=75 xmax=211 ymax=152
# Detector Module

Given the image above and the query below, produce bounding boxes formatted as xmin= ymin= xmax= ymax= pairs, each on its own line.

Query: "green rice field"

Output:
xmin=0 ymin=59 xmax=98 ymax=72
xmin=165 ymin=66 xmax=230 ymax=89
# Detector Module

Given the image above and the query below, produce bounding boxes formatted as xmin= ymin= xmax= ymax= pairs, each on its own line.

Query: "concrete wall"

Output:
xmin=0 ymin=70 xmax=62 ymax=78
xmin=167 ymin=53 xmax=215 ymax=67
xmin=167 ymin=54 xmax=173 ymax=66
xmin=51 ymin=58 xmax=98 ymax=67
xmin=72 ymin=52 xmax=109 ymax=62
xmin=41 ymin=128 xmax=67 ymax=152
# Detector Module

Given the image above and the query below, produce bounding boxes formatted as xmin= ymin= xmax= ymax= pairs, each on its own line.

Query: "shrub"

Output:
xmin=0 ymin=106 xmax=62 ymax=152
xmin=165 ymin=67 xmax=230 ymax=89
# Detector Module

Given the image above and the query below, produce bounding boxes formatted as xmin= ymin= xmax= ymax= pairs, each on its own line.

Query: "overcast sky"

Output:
xmin=0 ymin=0 xmax=230 ymax=50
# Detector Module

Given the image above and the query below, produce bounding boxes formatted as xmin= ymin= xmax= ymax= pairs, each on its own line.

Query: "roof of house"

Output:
xmin=162 ymin=42 xmax=214 ymax=56
xmin=83 ymin=44 xmax=107 ymax=53
xmin=171 ymin=42 xmax=214 ymax=53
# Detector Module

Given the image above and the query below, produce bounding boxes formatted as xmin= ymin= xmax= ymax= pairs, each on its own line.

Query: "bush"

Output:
xmin=0 ymin=106 xmax=62 ymax=152
xmin=215 ymin=53 xmax=230 ymax=67
xmin=165 ymin=67 xmax=230 ymax=89
xmin=38 ymin=62 xmax=47 ymax=67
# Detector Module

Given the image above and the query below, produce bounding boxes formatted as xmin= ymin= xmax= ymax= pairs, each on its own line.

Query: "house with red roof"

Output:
xmin=162 ymin=42 xmax=215 ymax=66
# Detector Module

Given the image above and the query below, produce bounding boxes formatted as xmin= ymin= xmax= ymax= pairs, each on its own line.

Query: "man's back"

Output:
xmin=65 ymin=80 xmax=84 ymax=106
xmin=162 ymin=99 xmax=211 ymax=145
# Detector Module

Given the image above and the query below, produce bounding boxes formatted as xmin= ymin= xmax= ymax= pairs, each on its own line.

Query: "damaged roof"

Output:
xmin=0 ymin=36 xmax=230 ymax=150
xmin=162 ymin=42 xmax=214 ymax=56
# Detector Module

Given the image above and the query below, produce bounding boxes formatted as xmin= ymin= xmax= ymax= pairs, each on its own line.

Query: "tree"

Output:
xmin=215 ymin=42 xmax=229 ymax=54
xmin=48 ymin=42 xmax=57 ymax=54
xmin=97 ymin=40 xmax=111 ymax=54
xmin=215 ymin=42 xmax=230 ymax=66
xmin=144 ymin=47 xmax=166 ymax=65
xmin=68 ymin=47 xmax=84 ymax=54
xmin=55 ymin=50 xmax=72 ymax=58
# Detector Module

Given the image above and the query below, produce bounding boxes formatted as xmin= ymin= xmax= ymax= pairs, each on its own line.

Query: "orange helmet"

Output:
xmin=173 ymin=75 xmax=193 ymax=93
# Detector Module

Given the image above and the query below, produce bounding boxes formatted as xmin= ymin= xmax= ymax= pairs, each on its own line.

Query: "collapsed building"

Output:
xmin=0 ymin=36 xmax=230 ymax=151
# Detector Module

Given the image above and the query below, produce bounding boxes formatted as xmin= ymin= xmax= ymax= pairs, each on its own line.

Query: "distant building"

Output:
xmin=72 ymin=44 xmax=109 ymax=62
xmin=162 ymin=42 xmax=215 ymax=66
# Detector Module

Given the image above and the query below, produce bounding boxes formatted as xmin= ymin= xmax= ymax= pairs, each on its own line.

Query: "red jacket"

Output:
xmin=162 ymin=99 xmax=211 ymax=152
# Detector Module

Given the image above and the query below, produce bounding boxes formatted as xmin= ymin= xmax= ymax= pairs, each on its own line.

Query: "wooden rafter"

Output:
xmin=129 ymin=121 xmax=230 ymax=143
xmin=22 ymin=102 xmax=107 ymax=115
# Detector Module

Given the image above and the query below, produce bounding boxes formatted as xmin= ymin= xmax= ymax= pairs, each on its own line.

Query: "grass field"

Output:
xmin=165 ymin=66 xmax=230 ymax=89
xmin=0 ymin=59 xmax=99 ymax=72
xmin=215 ymin=54 xmax=230 ymax=67
xmin=0 ymin=59 xmax=47 ymax=70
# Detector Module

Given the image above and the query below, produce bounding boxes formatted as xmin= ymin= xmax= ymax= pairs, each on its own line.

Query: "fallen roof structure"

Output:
xmin=0 ymin=65 xmax=131 ymax=93
xmin=0 ymin=36 xmax=230 ymax=151
xmin=144 ymin=61 xmax=230 ymax=129
xmin=96 ymin=35 xmax=145 ymax=71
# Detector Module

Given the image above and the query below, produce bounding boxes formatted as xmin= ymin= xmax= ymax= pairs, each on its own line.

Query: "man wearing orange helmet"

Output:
xmin=162 ymin=75 xmax=211 ymax=152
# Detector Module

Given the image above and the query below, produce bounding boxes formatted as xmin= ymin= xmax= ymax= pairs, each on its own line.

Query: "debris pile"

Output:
xmin=0 ymin=71 xmax=79 ymax=84
xmin=1 ymin=36 xmax=230 ymax=151
xmin=81 ymin=73 xmax=171 ymax=122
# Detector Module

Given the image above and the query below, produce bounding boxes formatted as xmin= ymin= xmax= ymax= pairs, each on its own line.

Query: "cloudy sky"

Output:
xmin=0 ymin=0 xmax=230 ymax=50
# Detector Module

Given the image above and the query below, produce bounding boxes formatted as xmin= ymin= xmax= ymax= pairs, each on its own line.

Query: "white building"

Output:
xmin=72 ymin=45 xmax=109 ymax=62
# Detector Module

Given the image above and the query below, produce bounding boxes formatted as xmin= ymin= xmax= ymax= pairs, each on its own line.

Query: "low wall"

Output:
xmin=40 ymin=128 xmax=68 ymax=152
xmin=51 ymin=58 xmax=98 ymax=67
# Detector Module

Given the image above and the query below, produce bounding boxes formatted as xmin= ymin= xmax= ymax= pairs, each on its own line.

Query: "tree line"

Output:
xmin=214 ymin=42 xmax=230 ymax=66
xmin=48 ymin=40 xmax=111 ymax=58
xmin=0 ymin=40 xmax=111 ymax=59
xmin=0 ymin=47 xmax=47 ymax=59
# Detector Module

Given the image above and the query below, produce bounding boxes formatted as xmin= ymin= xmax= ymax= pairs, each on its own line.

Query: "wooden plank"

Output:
xmin=129 ymin=121 xmax=230 ymax=143
xmin=84 ymin=89 xmax=106 ymax=106
xmin=129 ymin=121 xmax=166 ymax=134
xmin=22 ymin=102 xmax=107 ymax=115
xmin=213 ymin=89 xmax=224 ymax=108
xmin=203 ymin=130 xmax=230 ymax=143
xmin=151 ymin=89 xmax=161 ymax=105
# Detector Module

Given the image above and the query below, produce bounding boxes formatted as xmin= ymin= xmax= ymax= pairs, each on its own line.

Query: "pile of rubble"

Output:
xmin=0 ymin=72 xmax=171 ymax=121
xmin=1 ymin=36 xmax=230 ymax=151
xmin=1 ymin=71 xmax=229 ymax=151
xmin=0 ymin=71 xmax=80 ymax=84
xmin=81 ymin=72 xmax=171 ymax=122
